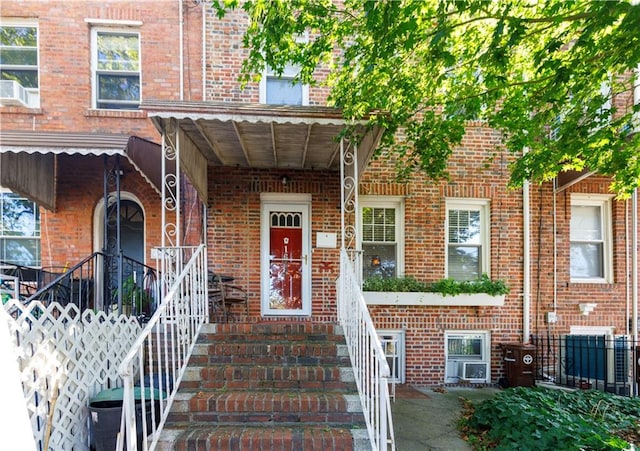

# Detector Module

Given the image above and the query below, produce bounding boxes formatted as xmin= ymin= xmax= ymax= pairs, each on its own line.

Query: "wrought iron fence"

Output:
xmin=1 ymin=253 xmax=158 ymax=318
xmin=531 ymin=334 xmax=639 ymax=397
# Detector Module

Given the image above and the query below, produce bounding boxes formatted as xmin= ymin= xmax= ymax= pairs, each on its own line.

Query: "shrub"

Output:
xmin=362 ymin=275 xmax=428 ymax=292
xmin=462 ymin=387 xmax=640 ymax=450
xmin=362 ymin=273 xmax=509 ymax=296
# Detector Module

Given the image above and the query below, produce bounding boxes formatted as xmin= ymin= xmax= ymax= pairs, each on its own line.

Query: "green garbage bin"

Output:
xmin=88 ymin=387 xmax=161 ymax=451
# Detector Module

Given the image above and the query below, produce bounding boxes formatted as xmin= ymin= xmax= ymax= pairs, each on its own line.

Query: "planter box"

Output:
xmin=363 ymin=291 xmax=506 ymax=307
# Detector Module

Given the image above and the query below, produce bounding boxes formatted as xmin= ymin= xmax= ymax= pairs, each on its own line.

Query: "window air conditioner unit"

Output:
xmin=459 ymin=361 xmax=489 ymax=383
xmin=0 ymin=80 xmax=29 ymax=107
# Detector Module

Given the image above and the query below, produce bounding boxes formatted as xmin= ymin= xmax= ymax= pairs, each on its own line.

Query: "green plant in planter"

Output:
xmin=362 ymin=276 xmax=429 ymax=292
xmin=115 ymin=274 xmax=153 ymax=314
xmin=430 ymin=274 xmax=510 ymax=296
xmin=363 ymin=274 xmax=509 ymax=296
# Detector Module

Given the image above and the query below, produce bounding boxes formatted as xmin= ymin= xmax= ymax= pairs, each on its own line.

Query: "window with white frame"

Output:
xmin=378 ymin=330 xmax=405 ymax=384
xmin=360 ymin=196 xmax=404 ymax=280
xmin=445 ymin=198 xmax=490 ymax=281
xmin=0 ymin=21 xmax=39 ymax=108
xmin=92 ymin=28 xmax=140 ymax=109
xmin=570 ymin=194 xmax=612 ymax=283
xmin=444 ymin=330 xmax=491 ymax=384
xmin=260 ymin=62 xmax=308 ymax=105
xmin=259 ymin=34 xmax=308 ymax=105
xmin=0 ymin=189 xmax=40 ymax=266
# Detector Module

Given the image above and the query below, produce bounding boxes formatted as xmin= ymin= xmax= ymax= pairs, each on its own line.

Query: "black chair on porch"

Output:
xmin=208 ymin=272 xmax=248 ymax=322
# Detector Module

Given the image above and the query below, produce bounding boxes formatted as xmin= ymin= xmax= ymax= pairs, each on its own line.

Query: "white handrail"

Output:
xmin=117 ymin=245 xmax=207 ymax=451
xmin=337 ymin=249 xmax=395 ymax=451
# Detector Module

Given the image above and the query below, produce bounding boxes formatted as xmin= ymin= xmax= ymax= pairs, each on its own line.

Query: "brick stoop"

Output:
xmin=157 ymin=322 xmax=368 ymax=451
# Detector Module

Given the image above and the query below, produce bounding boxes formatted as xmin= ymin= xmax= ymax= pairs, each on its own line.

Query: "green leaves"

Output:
xmin=464 ymin=387 xmax=640 ymax=450
xmin=213 ymin=0 xmax=640 ymax=196
xmin=362 ymin=273 xmax=510 ymax=296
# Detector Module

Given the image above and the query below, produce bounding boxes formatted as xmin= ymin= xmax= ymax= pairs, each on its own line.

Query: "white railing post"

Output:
xmin=337 ymin=249 xmax=395 ymax=451
xmin=118 ymin=244 xmax=207 ymax=451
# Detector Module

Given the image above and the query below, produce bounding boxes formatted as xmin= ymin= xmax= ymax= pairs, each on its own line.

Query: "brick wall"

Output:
xmin=1 ymin=0 xmax=203 ymax=135
xmin=202 ymin=9 xmax=639 ymax=386
xmin=3 ymin=1 xmax=638 ymax=387
xmin=206 ymin=167 xmax=342 ymax=321
xmin=1 ymin=0 xmax=203 ymax=268
xmin=529 ymin=176 xmax=635 ymax=336
xmin=39 ymin=155 xmax=163 ymax=268
xmin=203 ymin=7 xmax=332 ymax=105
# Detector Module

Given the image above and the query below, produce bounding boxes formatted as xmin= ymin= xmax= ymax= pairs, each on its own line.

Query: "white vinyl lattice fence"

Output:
xmin=2 ymin=299 xmax=142 ymax=450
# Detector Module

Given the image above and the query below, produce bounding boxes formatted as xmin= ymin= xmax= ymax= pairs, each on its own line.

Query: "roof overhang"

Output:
xmin=555 ymin=168 xmax=596 ymax=193
xmin=0 ymin=131 xmax=164 ymax=211
xmin=142 ymin=100 xmax=384 ymax=176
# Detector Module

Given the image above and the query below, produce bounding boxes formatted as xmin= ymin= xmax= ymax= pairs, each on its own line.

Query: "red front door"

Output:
xmin=261 ymin=198 xmax=310 ymax=316
xmin=269 ymin=224 xmax=303 ymax=310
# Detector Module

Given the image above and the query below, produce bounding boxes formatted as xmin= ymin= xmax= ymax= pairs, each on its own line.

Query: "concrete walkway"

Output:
xmin=391 ymin=386 xmax=499 ymax=451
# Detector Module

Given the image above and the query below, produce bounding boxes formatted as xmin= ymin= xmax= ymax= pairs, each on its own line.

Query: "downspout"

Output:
xmin=523 ymin=153 xmax=531 ymax=343
xmin=632 ymin=189 xmax=638 ymax=344
xmin=202 ymin=0 xmax=206 ymax=101
xmin=179 ymin=0 xmax=184 ymax=100
xmin=553 ymin=179 xmax=557 ymax=313
xmin=633 ymin=66 xmax=639 ymax=345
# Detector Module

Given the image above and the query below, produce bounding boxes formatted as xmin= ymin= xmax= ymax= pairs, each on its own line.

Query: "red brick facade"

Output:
xmin=200 ymin=8 xmax=639 ymax=385
xmin=2 ymin=2 xmax=638 ymax=386
xmin=1 ymin=0 xmax=203 ymax=268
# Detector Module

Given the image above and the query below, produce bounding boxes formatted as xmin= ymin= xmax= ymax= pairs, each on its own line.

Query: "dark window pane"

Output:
xmin=363 ymin=243 xmax=397 ymax=279
xmin=98 ymin=74 xmax=140 ymax=101
xmin=448 ymin=336 xmax=482 ymax=357
xmin=0 ymin=47 xmax=37 ymax=66
xmin=1 ymin=69 xmax=38 ymax=88
xmin=362 ymin=224 xmax=373 ymax=241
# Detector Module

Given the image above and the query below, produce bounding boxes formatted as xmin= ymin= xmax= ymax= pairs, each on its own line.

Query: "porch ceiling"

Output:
xmin=0 ymin=131 xmax=164 ymax=211
xmin=142 ymin=100 xmax=385 ymax=172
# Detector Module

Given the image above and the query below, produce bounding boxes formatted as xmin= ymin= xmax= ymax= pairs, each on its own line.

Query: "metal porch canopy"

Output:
xmin=0 ymin=131 xmax=164 ymax=211
xmin=142 ymin=100 xmax=385 ymax=196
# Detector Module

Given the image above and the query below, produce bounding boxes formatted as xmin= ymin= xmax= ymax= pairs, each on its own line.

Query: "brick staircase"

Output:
xmin=158 ymin=322 xmax=368 ymax=450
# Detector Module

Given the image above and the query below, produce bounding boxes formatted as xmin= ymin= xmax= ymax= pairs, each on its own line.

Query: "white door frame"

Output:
xmin=260 ymin=193 xmax=312 ymax=316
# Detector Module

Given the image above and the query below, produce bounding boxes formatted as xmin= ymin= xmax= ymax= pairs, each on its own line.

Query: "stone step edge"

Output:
xmin=200 ymin=323 xmax=345 ymax=336
xmin=182 ymin=365 xmax=355 ymax=383
xmin=192 ymin=342 xmax=350 ymax=356
xmin=169 ymin=392 xmax=363 ymax=414
xmin=156 ymin=424 xmax=370 ymax=451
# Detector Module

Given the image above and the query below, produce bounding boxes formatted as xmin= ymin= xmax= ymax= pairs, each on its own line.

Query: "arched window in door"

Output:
xmin=106 ymin=199 xmax=144 ymax=263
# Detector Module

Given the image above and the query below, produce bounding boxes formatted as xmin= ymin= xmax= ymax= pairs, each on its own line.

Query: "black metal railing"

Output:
xmin=531 ymin=334 xmax=639 ymax=397
xmin=1 ymin=253 xmax=158 ymax=318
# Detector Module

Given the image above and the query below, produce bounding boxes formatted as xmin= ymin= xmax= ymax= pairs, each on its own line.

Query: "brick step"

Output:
xmin=190 ymin=341 xmax=351 ymax=366
xmin=158 ymin=322 xmax=367 ymax=450
xmin=180 ymin=364 xmax=356 ymax=391
xmin=198 ymin=322 xmax=346 ymax=343
xmin=157 ymin=424 xmax=367 ymax=451
xmin=167 ymin=391 xmax=364 ymax=425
